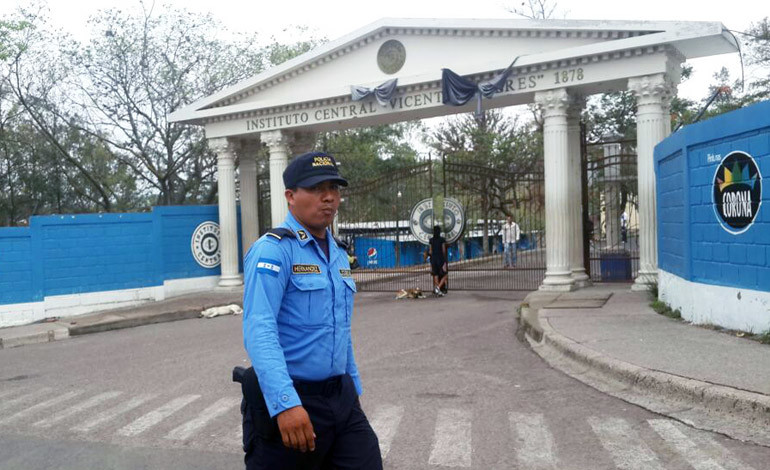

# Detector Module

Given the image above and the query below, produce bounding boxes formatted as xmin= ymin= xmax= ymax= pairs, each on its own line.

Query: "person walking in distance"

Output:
xmin=427 ymin=225 xmax=449 ymax=296
xmin=502 ymin=216 xmax=520 ymax=268
xmin=241 ymin=152 xmax=382 ymax=470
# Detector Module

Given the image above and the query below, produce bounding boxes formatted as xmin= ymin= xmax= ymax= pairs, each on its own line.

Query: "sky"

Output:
xmin=1 ymin=0 xmax=764 ymax=137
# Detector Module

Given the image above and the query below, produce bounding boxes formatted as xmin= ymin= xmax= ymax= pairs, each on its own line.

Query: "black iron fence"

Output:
xmin=582 ymin=137 xmax=639 ymax=282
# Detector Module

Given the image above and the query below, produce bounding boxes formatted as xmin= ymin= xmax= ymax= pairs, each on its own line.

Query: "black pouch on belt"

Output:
xmin=233 ymin=366 xmax=281 ymax=448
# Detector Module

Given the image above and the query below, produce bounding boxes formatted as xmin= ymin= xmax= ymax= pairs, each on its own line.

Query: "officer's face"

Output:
xmin=286 ymin=180 xmax=341 ymax=235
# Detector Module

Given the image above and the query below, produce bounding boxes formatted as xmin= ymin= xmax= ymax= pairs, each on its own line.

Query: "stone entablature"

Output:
xmin=202 ymin=47 xmax=679 ymax=138
xmin=170 ymin=19 xmax=734 ymax=134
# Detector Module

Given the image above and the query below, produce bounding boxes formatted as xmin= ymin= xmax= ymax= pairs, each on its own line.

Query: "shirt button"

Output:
xmin=281 ymin=395 xmax=289 ymax=402
xmin=273 ymin=403 xmax=278 ymax=410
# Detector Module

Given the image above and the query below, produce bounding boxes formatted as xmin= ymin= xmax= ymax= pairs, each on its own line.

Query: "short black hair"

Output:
xmin=433 ymin=225 xmax=441 ymax=237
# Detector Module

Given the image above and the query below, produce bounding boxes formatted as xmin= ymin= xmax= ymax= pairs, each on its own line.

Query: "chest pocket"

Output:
xmin=287 ymin=275 xmax=329 ymax=327
xmin=342 ymin=277 xmax=356 ymax=323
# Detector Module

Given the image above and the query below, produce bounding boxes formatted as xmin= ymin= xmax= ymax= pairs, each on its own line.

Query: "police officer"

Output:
xmin=241 ymin=151 xmax=382 ymax=470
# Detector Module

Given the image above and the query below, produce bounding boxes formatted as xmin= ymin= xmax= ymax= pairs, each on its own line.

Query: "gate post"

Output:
xmin=536 ymin=88 xmax=577 ymax=291
xmin=628 ymin=74 xmax=675 ymax=291
xmin=208 ymin=137 xmax=243 ymax=287
xmin=568 ymin=97 xmax=590 ymax=287
xmin=261 ymin=130 xmax=293 ymax=227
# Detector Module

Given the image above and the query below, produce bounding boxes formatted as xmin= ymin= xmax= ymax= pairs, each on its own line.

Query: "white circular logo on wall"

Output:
xmin=409 ymin=198 xmax=465 ymax=245
xmin=191 ymin=221 xmax=221 ymax=268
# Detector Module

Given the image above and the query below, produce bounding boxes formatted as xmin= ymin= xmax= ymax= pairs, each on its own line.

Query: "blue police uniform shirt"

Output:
xmin=243 ymin=211 xmax=361 ymax=418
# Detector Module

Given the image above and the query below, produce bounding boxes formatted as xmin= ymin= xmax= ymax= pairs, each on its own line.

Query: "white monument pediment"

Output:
xmin=176 ymin=17 xmax=738 ymax=291
xmin=169 ymin=18 xmax=735 ymax=135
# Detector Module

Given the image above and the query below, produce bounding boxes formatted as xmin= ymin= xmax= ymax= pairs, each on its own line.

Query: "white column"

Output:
xmin=261 ymin=130 xmax=293 ymax=227
xmin=291 ymin=131 xmax=317 ymax=155
xmin=536 ymin=88 xmax=576 ymax=291
xmin=628 ymin=73 xmax=674 ymax=291
xmin=238 ymin=139 xmax=260 ymax=256
xmin=208 ymin=137 xmax=243 ymax=287
xmin=567 ymin=97 xmax=590 ymax=287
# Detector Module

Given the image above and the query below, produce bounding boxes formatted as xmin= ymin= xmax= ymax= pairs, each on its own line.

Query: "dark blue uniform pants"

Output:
xmin=243 ymin=374 xmax=382 ymax=470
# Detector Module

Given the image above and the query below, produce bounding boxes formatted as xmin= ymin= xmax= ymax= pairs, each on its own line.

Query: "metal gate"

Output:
xmin=582 ymin=135 xmax=640 ymax=282
xmin=439 ymin=159 xmax=546 ymax=290
xmin=337 ymin=157 xmax=546 ymax=291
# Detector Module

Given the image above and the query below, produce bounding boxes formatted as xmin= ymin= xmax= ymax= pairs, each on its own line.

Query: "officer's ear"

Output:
xmin=285 ymin=188 xmax=296 ymax=207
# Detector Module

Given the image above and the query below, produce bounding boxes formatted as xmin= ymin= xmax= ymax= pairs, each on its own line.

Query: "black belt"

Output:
xmin=292 ymin=375 xmax=344 ymax=396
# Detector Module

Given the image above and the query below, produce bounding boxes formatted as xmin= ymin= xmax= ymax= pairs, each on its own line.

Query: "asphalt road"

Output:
xmin=1 ymin=291 xmax=769 ymax=469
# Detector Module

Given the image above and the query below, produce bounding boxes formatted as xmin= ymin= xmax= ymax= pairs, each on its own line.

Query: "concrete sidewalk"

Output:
xmin=518 ymin=284 xmax=770 ymax=447
xmin=0 ymin=289 xmax=243 ymax=349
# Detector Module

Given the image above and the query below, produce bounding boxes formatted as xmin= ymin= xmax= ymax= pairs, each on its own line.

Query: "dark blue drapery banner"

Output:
xmin=441 ymin=57 xmax=519 ymax=106
xmin=351 ymin=79 xmax=398 ymax=106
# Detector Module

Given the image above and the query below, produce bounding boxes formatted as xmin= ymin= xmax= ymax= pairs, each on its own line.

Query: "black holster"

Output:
xmin=233 ymin=366 xmax=281 ymax=451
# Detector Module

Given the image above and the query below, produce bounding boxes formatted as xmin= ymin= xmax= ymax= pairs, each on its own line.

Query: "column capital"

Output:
xmin=207 ymin=137 xmax=239 ymax=156
xmin=237 ymin=139 xmax=262 ymax=162
xmin=291 ymin=131 xmax=317 ymax=155
xmin=567 ymin=94 xmax=585 ymax=120
xmin=628 ymin=73 xmax=676 ymax=106
xmin=260 ymin=130 xmax=293 ymax=151
xmin=535 ymin=88 xmax=571 ymax=118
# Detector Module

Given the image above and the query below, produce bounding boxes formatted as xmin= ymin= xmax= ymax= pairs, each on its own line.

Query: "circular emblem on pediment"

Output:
xmin=377 ymin=40 xmax=406 ymax=75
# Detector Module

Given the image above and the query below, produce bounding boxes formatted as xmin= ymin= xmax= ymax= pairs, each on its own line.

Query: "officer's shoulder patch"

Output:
xmin=256 ymin=258 xmax=282 ymax=277
xmin=265 ymin=227 xmax=296 ymax=242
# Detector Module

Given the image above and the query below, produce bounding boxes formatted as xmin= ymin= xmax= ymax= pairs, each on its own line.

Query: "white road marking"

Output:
xmin=0 ymin=387 xmax=27 ymax=401
xmin=649 ymin=419 xmax=755 ymax=470
xmin=428 ymin=408 xmax=472 ymax=468
xmin=165 ymin=397 xmax=240 ymax=441
xmin=34 ymin=391 xmax=123 ymax=428
xmin=368 ymin=404 xmax=404 ymax=459
xmin=0 ymin=388 xmax=52 ymax=414
xmin=117 ymin=394 xmax=200 ymax=437
xmin=71 ymin=394 xmax=156 ymax=432
xmin=588 ymin=416 xmax=665 ymax=470
xmin=0 ymin=389 xmax=83 ymax=425
xmin=510 ymin=412 xmax=558 ymax=469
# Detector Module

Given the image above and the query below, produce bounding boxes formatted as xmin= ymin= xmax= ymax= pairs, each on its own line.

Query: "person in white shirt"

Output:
xmin=502 ymin=216 xmax=520 ymax=268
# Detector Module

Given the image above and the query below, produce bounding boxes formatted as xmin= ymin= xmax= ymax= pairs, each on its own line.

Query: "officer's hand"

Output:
xmin=276 ymin=406 xmax=316 ymax=452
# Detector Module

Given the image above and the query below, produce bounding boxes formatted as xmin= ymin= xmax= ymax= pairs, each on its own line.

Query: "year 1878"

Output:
xmin=554 ymin=68 xmax=584 ymax=84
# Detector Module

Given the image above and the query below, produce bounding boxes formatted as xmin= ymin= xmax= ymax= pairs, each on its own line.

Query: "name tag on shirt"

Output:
xmin=293 ymin=264 xmax=321 ymax=274
xmin=339 ymin=269 xmax=352 ymax=277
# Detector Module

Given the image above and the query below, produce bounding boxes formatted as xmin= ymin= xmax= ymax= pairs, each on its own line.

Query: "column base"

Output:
xmin=632 ymin=270 xmax=658 ymax=291
xmin=539 ymin=283 xmax=577 ymax=292
xmin=571 ymin=270 xmax=592 ymax=288
xmin=540 ymin=271 xmax=576 ymax=292
xmin=218 ymin=275 xmax=244 ymax=288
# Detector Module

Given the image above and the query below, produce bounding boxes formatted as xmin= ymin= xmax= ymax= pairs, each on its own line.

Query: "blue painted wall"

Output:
xmin=656 ymin=100 xmax=770 ymax=292
xmin=0 ymin=205 xmax=243 ymax=306
xmin=0 ymin=228 xmax=35 ymax=304
xmin=353 ymin=234 xmax=537 ymax=269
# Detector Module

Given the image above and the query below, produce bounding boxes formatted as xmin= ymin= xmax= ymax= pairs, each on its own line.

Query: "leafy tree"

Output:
xmin=320 ymin=123 xmax=422 ymax=185
xmin=0 ymin=2 xmax=325 ymax=225
xmin=60 ymin=4 xmax=268 ymax=206
xmin=507 ymin=0 xmax=559 ymax=20
xmin=743 ymin=17 xmax=770 ymax=102
xmin=431 ymin=110 xmax=542 ymax=253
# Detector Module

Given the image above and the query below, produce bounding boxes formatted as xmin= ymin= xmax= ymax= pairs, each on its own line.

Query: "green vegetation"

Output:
xmin=650 ymin=300 xmax=682 ymax=320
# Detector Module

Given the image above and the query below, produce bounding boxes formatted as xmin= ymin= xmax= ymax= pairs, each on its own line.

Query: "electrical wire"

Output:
xmin=724 ymin=29 xmax=745 ymax=93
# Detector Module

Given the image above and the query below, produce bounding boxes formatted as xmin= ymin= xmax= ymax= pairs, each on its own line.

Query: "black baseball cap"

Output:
xmin=283 ymin=152 xmax=348 ymax=189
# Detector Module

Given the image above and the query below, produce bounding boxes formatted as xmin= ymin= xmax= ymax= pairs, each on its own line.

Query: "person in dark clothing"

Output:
xmin=426 ymin=225 xmax=448 ymax=296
